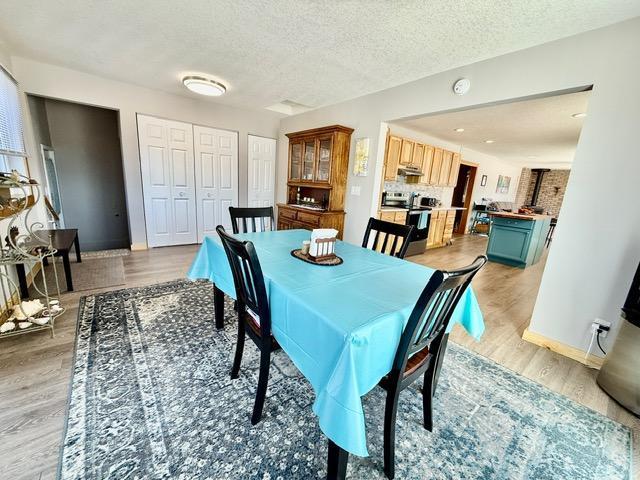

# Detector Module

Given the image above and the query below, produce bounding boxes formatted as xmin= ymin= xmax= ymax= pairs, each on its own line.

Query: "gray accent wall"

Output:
xmin=34 ymin=98 xmax=130 ymax=250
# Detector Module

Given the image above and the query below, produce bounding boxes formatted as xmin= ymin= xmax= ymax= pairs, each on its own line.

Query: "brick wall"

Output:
xmin=514 ymin=167 xmax=571 ymax=217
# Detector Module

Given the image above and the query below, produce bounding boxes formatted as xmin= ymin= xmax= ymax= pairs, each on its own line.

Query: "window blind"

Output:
xmin=0 ymin=64 xmax=25 ymax=157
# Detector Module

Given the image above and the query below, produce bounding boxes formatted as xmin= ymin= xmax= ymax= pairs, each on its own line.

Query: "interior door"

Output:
xmin=137 ymin=114 xmax=197 ymax=247
xmin=248 ymin=135 xmax=276 ymax=212
xmin=194 ymin=125 xmax=238 ymax=240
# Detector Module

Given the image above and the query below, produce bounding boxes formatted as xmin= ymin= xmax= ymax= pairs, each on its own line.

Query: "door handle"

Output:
xmin=179 ymin=192 xmax=186 ymax=197
xmin=207 ymin=193 xmax=212 ymax=198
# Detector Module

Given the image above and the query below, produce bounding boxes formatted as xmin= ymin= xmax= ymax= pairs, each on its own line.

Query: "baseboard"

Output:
xmin=130 ymin=242 xmax=148 ymax=251
xmin=522 ymin=328 xmax=604 ymax=369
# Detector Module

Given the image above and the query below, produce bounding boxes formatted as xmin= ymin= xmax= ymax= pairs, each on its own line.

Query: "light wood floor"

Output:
xmin=0 ymin=235 xmax=637 ymax=480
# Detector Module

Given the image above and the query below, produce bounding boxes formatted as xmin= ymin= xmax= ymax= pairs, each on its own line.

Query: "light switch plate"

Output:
xmin=350 ymin=186 xmax=361 ymax=196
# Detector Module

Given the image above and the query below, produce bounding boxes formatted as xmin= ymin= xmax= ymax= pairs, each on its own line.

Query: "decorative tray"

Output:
xmin=291 ymin=249 xmax=343 ymax=266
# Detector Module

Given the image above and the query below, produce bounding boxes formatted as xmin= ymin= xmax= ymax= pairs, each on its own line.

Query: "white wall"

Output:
xmin=278 ymin=17 xmax=640 ymax=356
xmin=10 ymin=56 xmax=283 ymax=249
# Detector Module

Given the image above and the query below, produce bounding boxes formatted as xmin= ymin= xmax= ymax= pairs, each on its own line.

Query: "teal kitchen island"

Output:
xmin=486 ymin=212 xmax=552 ymax=268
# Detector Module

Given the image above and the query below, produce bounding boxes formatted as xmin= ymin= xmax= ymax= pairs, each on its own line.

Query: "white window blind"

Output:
xmin=0 ymin=65 xmax=25 ymax=158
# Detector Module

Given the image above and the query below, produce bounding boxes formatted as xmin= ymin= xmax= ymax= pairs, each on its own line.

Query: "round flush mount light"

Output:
xmin=484 ymin=139 xmax=495 ymax=144
xmin=571 ymin=112 xmax=587 ymax=118
xmin=182 ymin=76 xmax=226 ymax=96
xmin=452 ymin=78 xmax=471 ymax=95
xmin=454 ymin=128 xmax=465 ymax=132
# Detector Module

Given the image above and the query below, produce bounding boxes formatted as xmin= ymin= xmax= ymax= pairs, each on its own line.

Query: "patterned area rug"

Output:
xmin=81 ymin=248 xmax=131 ymax=259
xmin=59 ymin=280 xmax=632 ymax=479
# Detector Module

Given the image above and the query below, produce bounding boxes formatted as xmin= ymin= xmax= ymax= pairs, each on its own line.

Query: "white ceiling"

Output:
xmin=0 ymin=1 xmax=638 ymax=112
xmin=395 ymin=91 xmax=591 ymax=168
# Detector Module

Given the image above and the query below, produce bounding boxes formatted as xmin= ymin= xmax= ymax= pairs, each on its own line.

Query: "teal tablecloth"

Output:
xmin=188 ymin=229 xmax=484 ymax=457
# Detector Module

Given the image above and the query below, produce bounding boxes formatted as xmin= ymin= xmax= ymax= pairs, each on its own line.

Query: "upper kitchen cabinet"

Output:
xmin=439 ymin=150 xmax=453 ymax=185
xmin=399 ymin=139 xmax=415 ymax=166
xmin=429 ymin=148 xmax=444 ymax=184
xmin=421 ymin=145 xmax=434 ymax=183
xmin=382 ymin=132 xmax=463 ymax=187
xmin=448 ymin=152 xmax=461 ymax=186
xmin=384 ymin=135 xmax=402 ymax=181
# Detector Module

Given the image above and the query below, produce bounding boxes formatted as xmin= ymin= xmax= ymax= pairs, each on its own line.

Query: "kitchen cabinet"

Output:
xmin=382 ymin=134 xmax=462 ymax=187
xmin=421 ymin=145 xmax=434 ymax=183
xmin=486 ymin=213 xmax=551 ymax=268
xmin=399 ymin=139 xmax=415 ymax=166
xmin=281 ymin=125 xmax=354 ymax=238
xmin=448 ymin=153 xmax=461 ymax=186
xmin=384 ymin=135 xmax=402 ymax=181
xmin=429 ymin=148 xmax=444 ymax=185
xmin=439 ymin=151 xmax=453 ymax=185
xmin=426 ymin=209 xmax=458 ymax=249
xmin=379 ymin=210 xmax=407 ymax=225
xmin=412 ymin=143 xmax=425 ymax=167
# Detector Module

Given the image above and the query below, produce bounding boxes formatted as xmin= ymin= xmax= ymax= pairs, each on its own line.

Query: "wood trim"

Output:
xmin=522 ymin=328 xmax=604 ymax=369
xmin=461 ymin=159 xmax=479 ymax=167
xmin=131 ymin=242 xmax=148 ymax=251
xmin=285 ymin=125 xmax=354 ymax=138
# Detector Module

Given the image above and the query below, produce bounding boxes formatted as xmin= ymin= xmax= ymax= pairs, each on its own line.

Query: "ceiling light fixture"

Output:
xmin=182 ymin=76 xmax=226 ymax=96
xmin=484 ymin=139 xmax=495 ymax=144
xmin=454 ymin=128 xmax=465 ymax=132
xmin=571 ymin=112 xmax=587 ymax=118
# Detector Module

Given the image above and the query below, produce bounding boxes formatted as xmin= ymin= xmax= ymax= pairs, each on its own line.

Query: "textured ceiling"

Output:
xmin=0 ymin=1 xmax=638 ymax=111
xmin=396 ymin=91 xmax=591 ymax=167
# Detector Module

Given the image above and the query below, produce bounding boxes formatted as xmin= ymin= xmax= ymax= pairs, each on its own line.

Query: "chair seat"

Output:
xmin=240 ymin=311 xmax=281 ymax=350
xmin=379 ymin=346 xmax=430 ymax=389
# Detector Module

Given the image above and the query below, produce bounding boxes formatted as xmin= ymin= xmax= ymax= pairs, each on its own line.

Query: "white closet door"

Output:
xmin=194 ymin=125 xmax=238 ymax=240
xmin=138 ymin=114 xmax=197 ymax=247
xmin=248 ymin=135 xmax=276 ymax=210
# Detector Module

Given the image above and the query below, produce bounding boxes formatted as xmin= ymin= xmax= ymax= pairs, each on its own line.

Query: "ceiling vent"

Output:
xmin=265 ymin=100 xmax=313 ymax=115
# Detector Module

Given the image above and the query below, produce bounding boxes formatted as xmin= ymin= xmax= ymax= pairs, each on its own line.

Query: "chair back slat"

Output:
xmin=390 ymin=255 xmax=487 ymax=376
xmin=362 ymin=217 xmax=414 ymax=259
xmin=216 ymin=225 xmax=271 ymax=339
xmin=229 ymin=207 xmax=275 ymax=234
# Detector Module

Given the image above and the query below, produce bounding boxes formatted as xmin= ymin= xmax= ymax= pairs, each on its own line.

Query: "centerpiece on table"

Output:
xmin=291 ymin=228 xmax=343 ymax=266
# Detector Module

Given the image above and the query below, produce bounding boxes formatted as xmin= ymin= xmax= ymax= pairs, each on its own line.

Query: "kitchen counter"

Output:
xmin=380 ymin=206 xmax=466 ymax=212
xmin=429 ymin=206 xmax=466 ymax=211
xmin=379 ymin=207 xmax=408 ymax=212
xmin=486 ymin=213 xmax=552 ymax=268
xmin=488 ymin=211 xmax=550 ymax=221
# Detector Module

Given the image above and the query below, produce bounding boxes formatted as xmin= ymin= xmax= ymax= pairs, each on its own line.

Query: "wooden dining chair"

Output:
xmin=229 ymin=206 xmax=275 ymax=234
xmin=216 ymin=225 xmax=280 ymax=425
xmin=362 ymin=217 xmax=415 ymax=259
xmin=378 ymin=255 xmax=487 ymax=479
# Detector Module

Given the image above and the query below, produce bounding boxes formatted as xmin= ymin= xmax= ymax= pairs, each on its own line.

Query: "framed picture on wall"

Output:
xmin=496 ymin=175 xmax=511 ymax=194
xmin=480 ymin=174 xmax=487 ymax=186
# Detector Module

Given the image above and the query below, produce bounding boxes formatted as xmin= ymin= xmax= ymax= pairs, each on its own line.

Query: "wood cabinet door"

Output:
xmin=412 ymin=143 xmax=425 ymax=167
xmin=439 ymin=151 xmax=453 ymax=185
xmin=384 ymin=135 xmax=402 ymax=181
xmin=421 ymin=145 xmax=434 ymax=183
xmin=289 ymin=141 xmax=303 ymax=181
xmin=426 ymin=211 xmax=440 ymax=248
xmin=429 ymin=148 xmax=443 ymax=184
xmin=399 ymin=139 xmax=415 ymax=166
xmin=315 ymin=136 xmax=333 ymax=183
xmin=448 ymin=153 xmax=461 ymax=186
xmin=379 ymin=211 xmax=396 ymax=222
xmin=435 ymin=214 xmax=446 ymax=246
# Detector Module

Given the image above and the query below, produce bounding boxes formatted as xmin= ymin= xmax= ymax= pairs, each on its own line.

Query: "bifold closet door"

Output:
xmin=193 ymin=125 xmax=238 ymax=241
xmin=137 ymin=114 xmax=197 ymax=247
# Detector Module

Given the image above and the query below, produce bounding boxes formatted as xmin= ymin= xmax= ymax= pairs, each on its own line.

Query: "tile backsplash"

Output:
xmin=383 ymin=180 xmax=453 ymax=206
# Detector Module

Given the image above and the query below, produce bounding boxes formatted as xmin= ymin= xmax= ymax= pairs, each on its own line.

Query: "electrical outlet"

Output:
xmin=591 ymin=318 xmax=612 ymax=338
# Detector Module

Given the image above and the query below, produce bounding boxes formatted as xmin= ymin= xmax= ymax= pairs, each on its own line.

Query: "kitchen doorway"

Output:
xmin=451 ymin=162 xmax=477 ymax=234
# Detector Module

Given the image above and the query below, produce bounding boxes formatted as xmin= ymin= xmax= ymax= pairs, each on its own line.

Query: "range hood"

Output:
xmin=397 ymin=165 xmax=422 ymax=176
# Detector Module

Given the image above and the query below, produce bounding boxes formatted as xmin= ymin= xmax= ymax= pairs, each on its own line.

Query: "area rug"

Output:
xmin=41 ymin=256 xmax=126 ymax=294
xmin=59 ymin=280 xmax=633 ymax=479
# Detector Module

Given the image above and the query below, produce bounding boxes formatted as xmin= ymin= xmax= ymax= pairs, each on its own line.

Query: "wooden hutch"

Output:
xmin=277 ymin=125 xmax=353 ymax=238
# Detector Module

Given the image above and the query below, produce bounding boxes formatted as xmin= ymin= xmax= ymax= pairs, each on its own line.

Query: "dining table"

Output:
xmin=188 ymin=229 xmax=484 ymax=479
